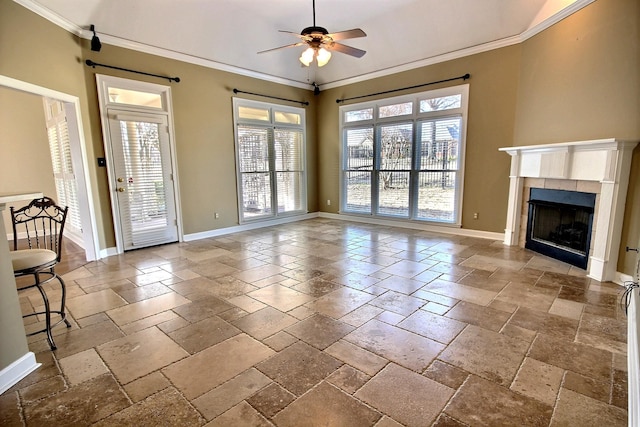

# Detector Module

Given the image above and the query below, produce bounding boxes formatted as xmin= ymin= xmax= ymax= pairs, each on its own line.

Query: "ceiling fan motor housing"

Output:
xmin=301 ymin=26 xmax=329 ymax=37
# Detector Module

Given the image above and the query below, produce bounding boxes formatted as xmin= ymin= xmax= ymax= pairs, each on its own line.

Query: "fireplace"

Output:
xmin=525 ymin=188 xmax=595 ymax=269
xmin=499 ymin=138 xmax=638 ymax=282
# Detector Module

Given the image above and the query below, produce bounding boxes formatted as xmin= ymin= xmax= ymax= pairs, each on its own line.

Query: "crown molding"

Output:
xmin=15 ymin=0 xmax=595 ymax=91
xmin=88 ymin=34 xmax=312 ymax=90
xmin=322 ymin=0 xmax=596 ymax=89
xmin=321 ymin=35 xmax=522 ymax=90
xmin=520 ymin=0 xmax=595 ymax=42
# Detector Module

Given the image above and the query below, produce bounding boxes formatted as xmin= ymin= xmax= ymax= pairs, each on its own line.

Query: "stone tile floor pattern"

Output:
xmin=1 ymin=218 xmax=629 ymax=426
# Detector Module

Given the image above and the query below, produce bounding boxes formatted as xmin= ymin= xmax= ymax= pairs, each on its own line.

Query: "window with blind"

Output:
xmin=43 ymin=98 xmax=82 ymax=239
xmin=340 ymin=84 xmax=468 ymax=225
xmin=233 ymin=99 xmax=306 ymax=223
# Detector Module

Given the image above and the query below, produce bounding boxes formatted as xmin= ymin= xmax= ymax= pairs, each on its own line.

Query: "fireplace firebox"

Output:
xmin=525 ymin=188 xmax=596 ymax=269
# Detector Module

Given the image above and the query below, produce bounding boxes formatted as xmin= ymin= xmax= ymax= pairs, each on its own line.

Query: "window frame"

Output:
xmin=233 ymin=98 xmax=307 ymax=224
xmin=339 ymin=84 xmax=469 ymax=226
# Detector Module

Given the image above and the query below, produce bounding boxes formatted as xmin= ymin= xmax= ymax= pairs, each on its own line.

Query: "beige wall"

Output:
xmin=81 ymin=45 xmax=317 ymax=236
xmin=514 ymin=0 xmax=639 ymax=144
xmin=0 ymin=0 xmax=109 ymax=247
xmin=2 ymin=0 xmax=638 ymax=274
xmin=0 ymin=87 xmax=56 ymax=233
xmin=513 ymin=0 xmax=640 ymax=274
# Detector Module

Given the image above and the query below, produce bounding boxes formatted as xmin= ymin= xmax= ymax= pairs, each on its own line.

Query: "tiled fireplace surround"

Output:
xmin=500 ymin=138 xmax=638 ymax=283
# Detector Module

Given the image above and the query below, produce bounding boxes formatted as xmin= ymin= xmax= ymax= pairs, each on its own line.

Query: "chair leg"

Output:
xmin=56 ymin=272 xmax=72 ymax=328
xmin=34 ymin=272 xmax=57 ymax=351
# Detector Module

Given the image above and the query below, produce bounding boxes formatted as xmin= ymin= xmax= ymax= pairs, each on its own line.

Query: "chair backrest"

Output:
xmin=10 ymin=197 xmax=69 ymax=262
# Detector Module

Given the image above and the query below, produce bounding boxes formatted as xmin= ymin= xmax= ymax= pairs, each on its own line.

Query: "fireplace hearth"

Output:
xmin=525 ymin=188 xmax=595 ymax=269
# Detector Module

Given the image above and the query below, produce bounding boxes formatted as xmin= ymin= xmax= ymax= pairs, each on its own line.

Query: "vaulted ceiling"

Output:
xmin=22 ymin=0 xmax=591 ymax=89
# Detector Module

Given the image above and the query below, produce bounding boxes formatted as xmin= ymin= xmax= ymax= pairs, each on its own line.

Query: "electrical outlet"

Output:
xmin=214 ymin=212 xmax=220 ymax=219
xmin=473 ymin=212 xmax=479 ymax=219
xmin=327 ymin=199 xmax=331 ymax=206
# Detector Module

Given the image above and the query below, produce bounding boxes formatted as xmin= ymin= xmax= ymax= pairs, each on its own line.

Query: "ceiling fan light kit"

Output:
xmin=259 ymin=0 xmax=366 ymax=68
xmin=300 ymin=46 xmax=331 ymax=67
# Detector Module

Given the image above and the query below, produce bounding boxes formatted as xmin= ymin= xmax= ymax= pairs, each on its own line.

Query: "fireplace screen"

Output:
xmin=525 ymin=188 xmax=596 ymax=269
xmin=530 ymin=204 xmax=591 ymax=255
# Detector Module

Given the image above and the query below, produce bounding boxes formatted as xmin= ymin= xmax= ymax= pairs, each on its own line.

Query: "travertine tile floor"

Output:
xmin=1 ymin=218 xmax=629 ymax=426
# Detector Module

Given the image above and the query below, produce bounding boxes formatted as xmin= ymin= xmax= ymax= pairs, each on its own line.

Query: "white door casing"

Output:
xmin=96 ymin=74 xmax=182 ymax=253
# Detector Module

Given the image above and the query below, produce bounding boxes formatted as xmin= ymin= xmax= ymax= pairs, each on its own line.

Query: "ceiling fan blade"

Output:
xmin=327 ymin=28 xmax=366 ymax=41
xmin=328 ymin=42 xmax=366 ymax=58
xmin=258 ymin=42 xmax=305 ymax=54
xmin=278 ymin=30 xmax=306 ymax=39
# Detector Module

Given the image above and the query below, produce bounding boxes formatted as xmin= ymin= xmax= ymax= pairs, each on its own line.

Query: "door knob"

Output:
xmin=117 ymin=187 xmax=126 ymax=192
xmin=117 ymin=177 xmax=124 ymax=183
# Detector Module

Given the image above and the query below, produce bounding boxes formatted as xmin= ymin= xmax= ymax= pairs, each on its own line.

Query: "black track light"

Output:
xmin=312 ymin=82 xmax=320 ymax=96
xmin=90 ymin=25 xmax=102 ymax=52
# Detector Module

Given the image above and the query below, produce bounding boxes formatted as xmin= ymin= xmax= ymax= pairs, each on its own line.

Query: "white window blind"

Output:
xmin=44 ymin=98 xmax=82 ymax=236
xmin=233 ymin=98 xmax=307 ymax=223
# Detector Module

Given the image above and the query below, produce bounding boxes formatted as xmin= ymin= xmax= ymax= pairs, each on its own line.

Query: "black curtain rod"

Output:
xmin=85 ymin=60 xmax=180 ymax=83
xmin=336 ymin=73 xmax=470 ymax=103
xmin=233 ymin=89 xmax=309 ymax=106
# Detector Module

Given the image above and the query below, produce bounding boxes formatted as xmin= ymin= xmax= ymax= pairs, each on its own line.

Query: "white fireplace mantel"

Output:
xmin=499 ymin=138 xmax=638 ymax=282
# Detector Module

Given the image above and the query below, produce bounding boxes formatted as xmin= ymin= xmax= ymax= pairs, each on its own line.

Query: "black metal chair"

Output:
xmin=10 ymin=197 xmax=71 ymax=350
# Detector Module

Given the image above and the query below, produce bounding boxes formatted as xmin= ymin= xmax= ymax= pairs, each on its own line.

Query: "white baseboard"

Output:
xmin=183 ymin=211 xmax=504 ymax=243
xmin=183 ymin=212 xmax=319 ymax=242
xmin=317 ymin=212 xmax=504 ymax=241
xmin=99 ymin=247 xmax=119 ymax=259
xmin=615 ymin=271 xmax=635 ymax=286
xmin=0 ymin=352 xmax=40 ymax=395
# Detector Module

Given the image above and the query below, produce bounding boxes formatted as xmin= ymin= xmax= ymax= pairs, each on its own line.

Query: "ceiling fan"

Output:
xmin=258 ymin=0 xmax=366 ymax=67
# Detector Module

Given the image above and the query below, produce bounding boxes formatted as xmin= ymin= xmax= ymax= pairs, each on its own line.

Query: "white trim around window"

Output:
xmin=232 ymin=98 xmax=308 ymax=224
xmin=339 ymin=84 xmax=469 ymax=226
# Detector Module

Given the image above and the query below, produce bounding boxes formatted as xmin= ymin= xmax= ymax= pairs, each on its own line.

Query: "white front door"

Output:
xmin=107 ymin=111 xmax=178 ymax=250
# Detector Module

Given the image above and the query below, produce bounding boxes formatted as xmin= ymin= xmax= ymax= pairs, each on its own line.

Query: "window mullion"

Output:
xmin=268 ymin=126 xmax=277 ymax=219
xmin=409 ymin=119 xmax=419 ymax=219
xmin=372 ymin=125 xmax=381 ymax=216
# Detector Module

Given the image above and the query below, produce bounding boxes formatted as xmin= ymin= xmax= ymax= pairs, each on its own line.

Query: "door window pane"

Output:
xmin=119 ymin=120 xmax=169 ymax=231
xmin=416 ymin=171 xmax=456 ymax=222
xmin=242 ymin=173 xmax=272 ymax=217
xmin=277 ymin=172 xmax=303 ymax=212
xmin=238 ymin=126 xmax=269 ymax=172
xmin=275 ymin=129 xmax=304 ymax=214
xmin=379 ymin=123 xmax=413 ymax=171
xmin=378 ymin=171 xmax=409 ymax=217
xmin=418 ymin=118 xmax=460 ymax=171
xmin=345 ymin=171 xmax=371 ymax=213
xmin=344 ymin=127 xmax=373 ymax=213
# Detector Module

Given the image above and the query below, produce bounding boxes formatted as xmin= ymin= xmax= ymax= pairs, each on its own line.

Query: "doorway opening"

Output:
xmin=0 ymin=75 xmax=99 ymax=262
